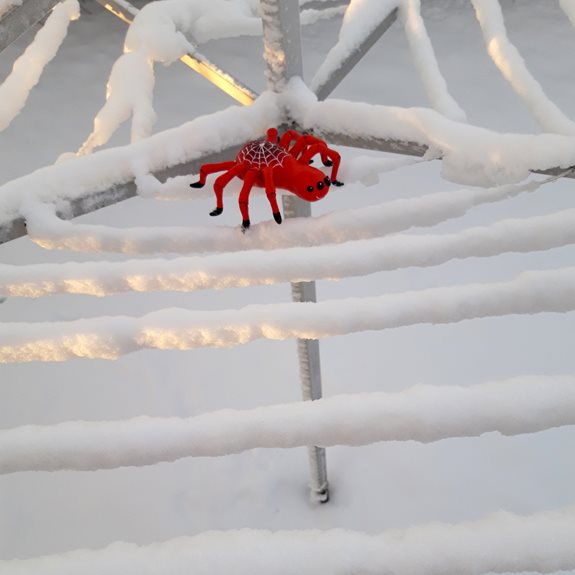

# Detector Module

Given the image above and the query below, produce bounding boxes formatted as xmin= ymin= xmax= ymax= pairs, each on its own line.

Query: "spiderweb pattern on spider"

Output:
xmin=237 ymin=140 xmax=289 ymax=169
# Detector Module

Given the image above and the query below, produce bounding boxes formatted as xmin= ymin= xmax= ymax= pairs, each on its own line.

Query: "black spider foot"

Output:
xmin=210 ymin=207 xmax=223 ymax=216
xmin=190 ymin=180 xmax=205 ymax=188
xmin=273 ymin=212 xmax=282 ymax=224
xmin=241 ymin=219 xmax=251 ymax=232
xmin=332 ymin=180 xmax=344 ymax=187
xmin=323 ymin=159 xmax=333 ymax=167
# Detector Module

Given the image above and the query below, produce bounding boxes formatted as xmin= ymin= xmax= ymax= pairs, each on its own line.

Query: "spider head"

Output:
xmin=292 ymin=166 xmax=331 ymax=202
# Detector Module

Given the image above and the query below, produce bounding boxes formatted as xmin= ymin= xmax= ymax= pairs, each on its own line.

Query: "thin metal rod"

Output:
xmin=261 ymin=0 xmax=329 ymax=503
xmin=0 ymin=0 xmax=62 ymax=53
xmin=312 ymin=8 xmax=398 ymax=100
xmin=94 ymin=0 xmax=258 ymax=106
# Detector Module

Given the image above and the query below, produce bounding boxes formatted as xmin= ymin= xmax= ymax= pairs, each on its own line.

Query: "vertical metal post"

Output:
xmin=260 ymin=0 xmax=329 ymax=502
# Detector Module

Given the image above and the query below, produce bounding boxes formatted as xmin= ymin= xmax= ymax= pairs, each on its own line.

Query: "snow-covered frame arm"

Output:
xmin=0 ymin=92 xmax=281 ymax=245
xmin=0 ymin=0 xmax=79 ymax=132
xmin=559 ymin=0 xmax=575 ymax=28
xmin=471 ymin=0 xmax=575 ymax=135
xmin=311 ymin=0 xmax=466 ymax=120
xmin=78 ymin=0 xmax=259 ymax=156
xmin=0 ymin=0 xmax=62 ymax=51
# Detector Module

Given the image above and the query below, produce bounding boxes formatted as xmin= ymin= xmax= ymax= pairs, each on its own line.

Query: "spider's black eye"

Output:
xmin=324 ymin=176 xmax=331 ymax=186
xmin=317 ymin=181 xmax=324 ymax=190
xmin=307 ymin=185 xmax=314 ymax=192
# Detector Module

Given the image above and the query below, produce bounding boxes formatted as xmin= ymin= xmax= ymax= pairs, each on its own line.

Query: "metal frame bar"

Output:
xmin=94 ymin=0 xmax=258 ymax=106
xmin=313 ymin=8 xmax=398 ymax=101
xmin=300 ymin=0 xmax=348 ymax=10
xmin=0 ymin=0 xmax=62 ymax=53
xmin=0 ymin=146 xmax=242 ymax=245
xmin=260 ymin=0 xmax=329 ymax=503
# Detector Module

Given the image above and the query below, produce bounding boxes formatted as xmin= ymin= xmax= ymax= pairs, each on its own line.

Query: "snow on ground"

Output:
xmin=0 ymin=0 xmax=575 ymax=565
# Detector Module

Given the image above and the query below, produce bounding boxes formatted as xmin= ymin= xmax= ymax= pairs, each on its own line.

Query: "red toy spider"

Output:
xmin=190 ymin=128 xmax=343 ymax=230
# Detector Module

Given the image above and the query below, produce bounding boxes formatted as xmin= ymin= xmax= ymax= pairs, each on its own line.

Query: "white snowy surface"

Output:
xmin=1 ymin=0 xmax=575 ymax=565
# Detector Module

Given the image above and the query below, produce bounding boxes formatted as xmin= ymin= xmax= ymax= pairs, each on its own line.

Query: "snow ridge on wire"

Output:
xmin=1 ymin=505 xmax=574 ymax=575
xmin=20 ymin=173 xmax=558 ymax=254
xmin=1 ymin=266 xmax=575 ymax=363
xmin=0 ymin=376 xmax=573 ymax=474
xmin=4 ymin=205 xmax=575 ymax=297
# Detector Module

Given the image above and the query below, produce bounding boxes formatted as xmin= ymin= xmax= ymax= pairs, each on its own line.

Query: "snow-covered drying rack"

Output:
xmin=2 ymin=0 xmax=575 ymax=571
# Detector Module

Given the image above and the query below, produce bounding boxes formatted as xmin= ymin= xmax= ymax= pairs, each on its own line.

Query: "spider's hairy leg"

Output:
xmin=190 ymin=161 xmax=236 ymax=188
xmin=211 ymin=163 xmax=245 ymax=216
xmin=263 ymin=167 xmax=282 ymax=224
xmin=239 ymin=169 xmax=258 ymax=230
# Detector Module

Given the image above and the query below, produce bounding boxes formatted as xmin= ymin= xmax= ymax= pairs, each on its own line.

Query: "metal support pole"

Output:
xmin=260 ymin=0 xmax=329 ymax=502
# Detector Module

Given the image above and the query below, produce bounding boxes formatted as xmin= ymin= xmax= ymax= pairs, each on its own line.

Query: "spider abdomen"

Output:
xmin=236 ymin=140 xmax=290 ymax=170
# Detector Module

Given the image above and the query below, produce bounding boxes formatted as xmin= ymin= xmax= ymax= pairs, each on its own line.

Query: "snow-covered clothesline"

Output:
xmin=1 ymin=266 xmax=575 ymax=363
xmin=4 ymin=204 xmax=575 ymax=297
xmin=0 ymin=376 xmax=573 ymax=474
xmin=1 ymin=505 xmax=574 ymax=574
xmin=20 ymin=170 xmax=559 ymax=254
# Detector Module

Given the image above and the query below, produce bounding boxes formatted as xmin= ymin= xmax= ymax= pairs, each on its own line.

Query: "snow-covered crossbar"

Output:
xmin=0 ymin=376 xmax=573 ymax=474
xmin=1 ymin=505 xmax=574 ymax=575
